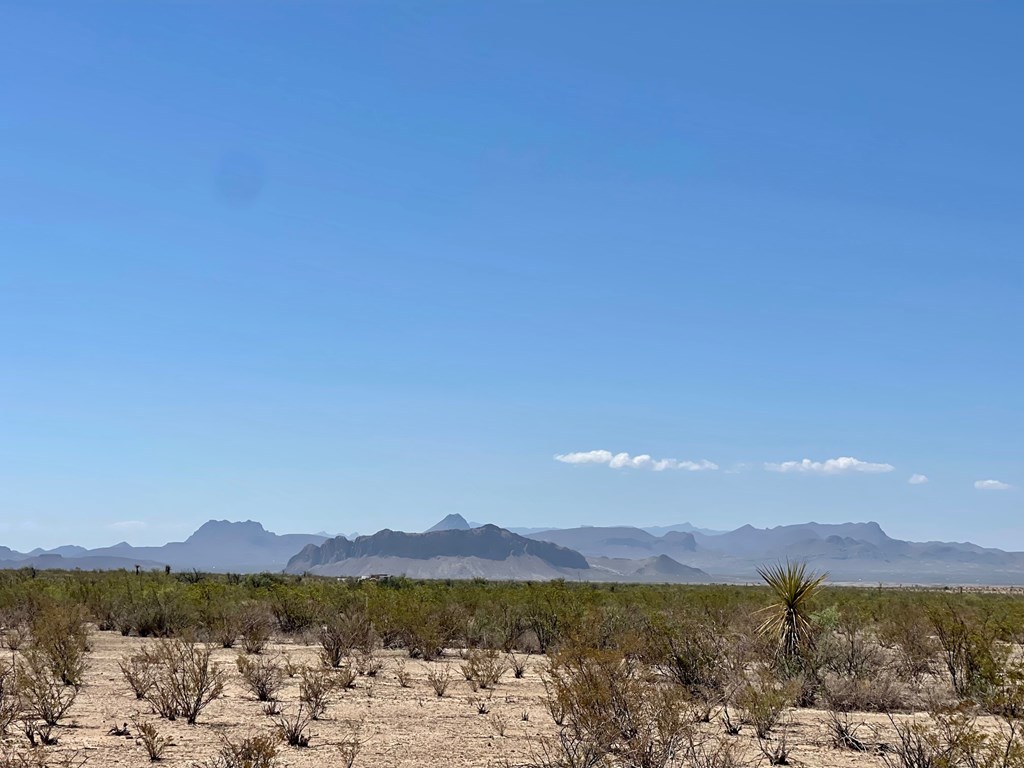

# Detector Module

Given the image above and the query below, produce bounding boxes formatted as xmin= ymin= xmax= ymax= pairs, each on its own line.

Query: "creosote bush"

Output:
xmin=460 ymin=648 xmax=507 ymax=690
xmin=319 ymin=611 xmax=375 ymax=668
xmin=120 ymin=649 xmax=158 ymax=700
xmin=427 ymin=666 xmax=451 ymax=698
xmin=275 ymin=705 xmax=313 ymax=748
xmin=29 ymin=605 xmax=90 ymax=689
xmin=239 ymin=603 xmax=273 ymax=655
xmin=236 ymin=654 xmax=284 ymax=702
xmin=543 ymin=647 xmax=692 ymax=768
xmin=882 ymin=709 xmax=1024 ymax=768
xmin=131 ymin=714 xmax=173 ymax=761
xmin=929 ymin=604 xmax=1005 ymax=700
xmin=200 ymin=734 xmax=279 ymax=768
xmin=0 ymin=662 xmax=19 ymax=735
xmin=145 ymin=639 xmax=225 ymax=724
xmin=299 ymin=666 xmax=340 ymax=720
xmin=16 ymin=649 xmax=78 ymax=727
xmin=735 ymin=673 xmax=794 ymax=739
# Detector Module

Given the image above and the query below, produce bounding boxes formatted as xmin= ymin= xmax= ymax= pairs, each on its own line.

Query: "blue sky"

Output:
xmin=1 ymin=1 xmax=1021 ymax=550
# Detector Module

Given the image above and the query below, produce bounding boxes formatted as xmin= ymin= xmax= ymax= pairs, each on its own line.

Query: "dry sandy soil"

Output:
xmin=1 ymin=630 xmax=993 ymax=767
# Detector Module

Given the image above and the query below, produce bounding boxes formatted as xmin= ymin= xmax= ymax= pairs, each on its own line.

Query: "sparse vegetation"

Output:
xmin=16 ymin=649 xmax=78 ymax=726
xmin=201 ymin=734 xmax=279 ymax=768
xmin=1 ymin=569 xmax=1024 ymax=766
xmin=130 ymin=714 xmax=173 ymax=761
xmin=460 ymin=648 xmax=506 ymax=689
xmin=146 ymin=639 xmax=225 ymax=724
xmin=275 ymin=705 xmax=313 ymax=747
xmin=236 ymin=654 xmax=284 ymax=702
xmin=427 ymin=665 xmax=452 ymax=697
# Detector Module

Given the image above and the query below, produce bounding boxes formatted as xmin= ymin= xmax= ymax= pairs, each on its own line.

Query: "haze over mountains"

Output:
xmin=2 ymin=516 xmax=1024 ymax=585
xmin=0 ymin=520 xmax=327 ymax=573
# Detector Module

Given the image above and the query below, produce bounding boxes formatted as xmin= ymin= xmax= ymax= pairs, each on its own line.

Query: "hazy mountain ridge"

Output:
xmin=285 ymin=524 xmax=711 ymax=583
xmin=527 ymin=521 xmax=1024 ymax=584
xmin=4 ymin=517 xmax=1024 ymax=584
xmin=0 ymin=520 xmax=327 ymax=573
xmin=287 ymin=524 xmax=588 ymax=572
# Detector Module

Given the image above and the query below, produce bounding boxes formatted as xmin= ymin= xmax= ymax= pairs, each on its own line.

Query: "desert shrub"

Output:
xmin=18 ymin=716 xmax=57 ymax=748
xmin=394 ymin=660 xmax=412 ymax=688
xmin=146 ymin=639 xmax=225 ymax=724
xmin=281 ymin=654 xmax=300 ymax=678
xmin=929 ymin=604 xmax=1005 ymax=699
xmin=877 ymin=708 xmax=1024 ymax=768
xmin=526 ymin=728 xmax=607 ymax=768
xmin=269 ymin=591 xmax=319 ymax=635
xmin=0 ymin=607 xmax=33 ymax=653
xmin=395 ymin=599 xmax=453 ymax=661
xmin=336 ymin=721 xmax=362 ymax=768
xmin=201 ymin=734 xmax=279 ymax=768
xmin=489 ymin=710 xmax=509 ymax=737
xmin=209 ymin=605 xmax=242 ymax=649
xmin=822 ymin=671 xmax=905 ymax=713
xmin=496 ymin=603 xmax=528 ymax=652
xmin=735 ymin=673 xmax=794 ymax=739
xmin=133 ymin=589 xmax=194 ymax=638
xmin=319 ymin=612 xmax=374 ymax=668
xmin=879 ymin=709 xmax=1012 ymax=768
xmin=460 ymin=648 xmax=507 ymax=689
xmin=426 ymin=666 xmax=451 ymax=697
xmin=648 ymin=615 xmax=731 ymax=709
xmin=544 ymin=648 xmax=692 ymax=768
xmin=353 ymin=649 xmax=383 ymax=677
xmin=239 ymin=603 xmax=273 ymax=655
xmin=236 ymin=654 xmax=284 ymax=702
xmin=883 ymin=610 xmax=939 ymax=682
xmin=29 ymin=605 xmax=89 ymax=688
xmin=824 ymin=709 xmax=871 ymax=752
xmin=756 ymin=721 xmax=792 ymax=766
xmin=0 ymin=661 xmax=19 ymax=735
xmin=1 ymin=624 xmax=31 ymax=653
xmin=131 ymin=715 xmax=173 ymax=761
xmin=298 ymin=667 xmax=332 ymax=720
xmin=16 ymin=649 xmax=77 ymax=726
xmin=683 ymin=733 xmax=741 ymax=768
xmin=119 ymin=649 xmax=158 ymax=699
xmin=984 ymin=659 xmax=1024 ymax=719
xmin=0 ymin=746 xmax=45 ymax=768
xmin=275 ymin=706 xmax=312 ymax=748
xmin=820 ymin=613 xmax=886 ymax=680
xmin=509 ymin=652 xmax=528 ymax=679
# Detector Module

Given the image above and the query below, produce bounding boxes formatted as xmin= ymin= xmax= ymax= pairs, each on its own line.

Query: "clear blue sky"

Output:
xmin=1 ymin=1 xmax=1021 ymax=550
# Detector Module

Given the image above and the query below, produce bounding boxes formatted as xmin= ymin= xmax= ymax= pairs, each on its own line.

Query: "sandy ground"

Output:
xmin=0 ymin=630 xmax=968 ymax=767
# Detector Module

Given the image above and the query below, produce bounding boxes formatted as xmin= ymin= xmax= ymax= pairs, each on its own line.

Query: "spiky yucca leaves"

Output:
xmin=757 ymin=560 xmax=827 ymax=666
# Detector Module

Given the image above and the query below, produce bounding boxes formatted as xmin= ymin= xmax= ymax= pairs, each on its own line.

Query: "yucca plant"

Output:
xmin=756 ymin=560 xmax=827 ymax=666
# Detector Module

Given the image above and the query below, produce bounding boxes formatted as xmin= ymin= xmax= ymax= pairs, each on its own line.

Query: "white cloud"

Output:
xmin=908 ymin=474 xmax=929 ymax=485
xmin=554 ymin=450 xmax=613 ymax=465
xmin=108 ymin=520 xmax=147 ymax=531
xmin=764 ymin=456 xmax=895 ymax=475
xmin=554 ymin=451 xmax=718 ymax=472
xmin=974 ymin=479 xmax=1013 ymax=491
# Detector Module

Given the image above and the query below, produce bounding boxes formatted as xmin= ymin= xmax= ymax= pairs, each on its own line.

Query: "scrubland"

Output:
xmin=1 ymin=567 xmax=1024 ymax=767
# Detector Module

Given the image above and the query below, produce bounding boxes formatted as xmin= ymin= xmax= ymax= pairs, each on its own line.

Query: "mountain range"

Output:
xmin=3 ymin=516 xmax=1024 ymax=585
xmin=0 ymin=520 xmax=326 ymax=573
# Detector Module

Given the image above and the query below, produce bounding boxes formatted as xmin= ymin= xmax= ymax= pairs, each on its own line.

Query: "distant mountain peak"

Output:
xmin=287 ymin=524 xmax=591 ymax=577
xmin=427 ymin=514 xmax=472 ymax=532
xmin=184 ymin=520 xmax=274 ymax=547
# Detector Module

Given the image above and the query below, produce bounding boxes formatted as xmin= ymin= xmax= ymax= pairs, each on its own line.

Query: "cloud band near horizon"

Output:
xmin=554 ymin=450 xmax=718 ymax=471
xmin=764 ymin=456 xmax=895 ymax=475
